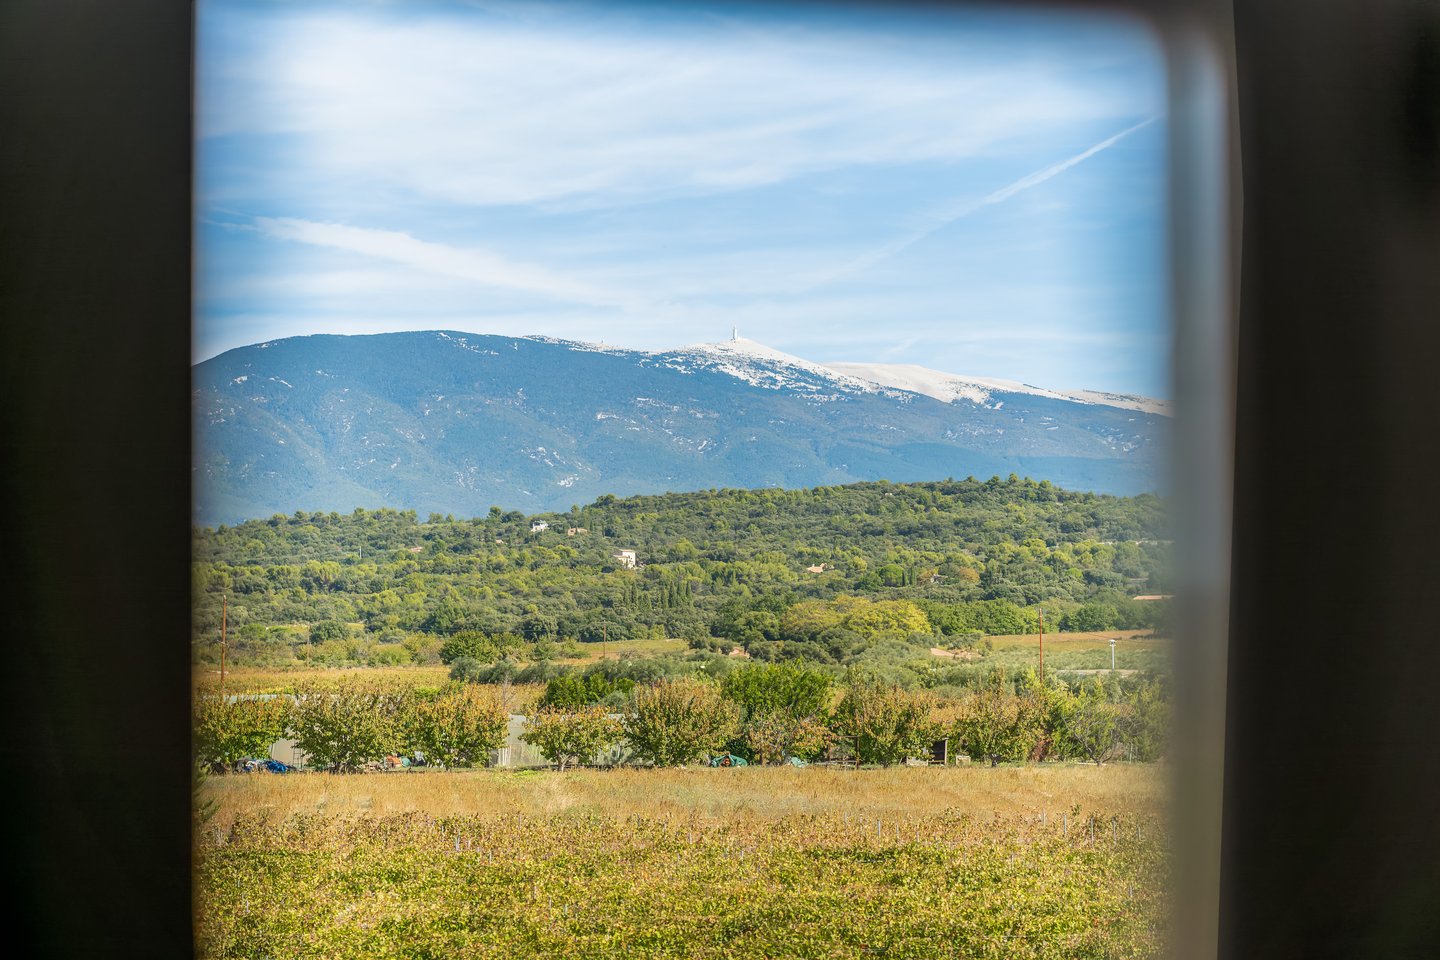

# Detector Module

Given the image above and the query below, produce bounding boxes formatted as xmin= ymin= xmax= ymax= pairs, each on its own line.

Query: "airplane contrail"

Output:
xmin=801 ymin=115 xmax=1162 ymax=290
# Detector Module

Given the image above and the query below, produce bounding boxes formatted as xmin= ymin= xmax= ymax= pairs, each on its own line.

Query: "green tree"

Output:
xmin=742 ymin=713 xmax=832 ymax=765
xmin=440 ymin=630 xmax=497 ymax=665
xmin=408 ymin=683 xmax=507 ymax=768
xmin=1063 ymin=602 xmax=1119 ymax=632
xmin=948 ymin=671 xmax=1043 ymax=765
xmin=521 ymin=706 xmax=623 ymax=770
xmin=623 ymin=678 xmax=740 ymax=766
xmin=308 ymin=619 xmax=350 ymax=643
xmin=720 ymin=662 xmax=832 ymax=720
xmin=1062 ymin=679 xmax=1127 ymax=765
xmin=538 ymin=674 xmax=589 ymax=709
xmin=519 ymin=613 xmax=557 ymax=642
xmin=288 ymin=680 xmax=410 ymax=772
xmin=1121 ymin=678 xmax=1169 ymax=761
xmin=833 ymin=669 xmax=938 ymax=765
xmin=193 ymin=694 xmax=290 ymax=771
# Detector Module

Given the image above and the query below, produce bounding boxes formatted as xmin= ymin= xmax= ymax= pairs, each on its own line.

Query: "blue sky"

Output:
xmin=195 ymin=0 xmax=1170 ymax=397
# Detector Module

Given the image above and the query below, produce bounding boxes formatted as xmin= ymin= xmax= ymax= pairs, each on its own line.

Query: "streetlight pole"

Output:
xmin=1109 ymin=637 xmax=1117 ymax=673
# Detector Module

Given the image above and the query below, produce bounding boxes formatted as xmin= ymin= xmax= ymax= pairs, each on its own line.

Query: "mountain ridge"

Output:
xmin=193 ymin=330 xmax=1168 ymax=525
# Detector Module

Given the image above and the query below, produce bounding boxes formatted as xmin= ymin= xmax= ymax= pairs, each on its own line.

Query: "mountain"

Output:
xmin=822 ymin=362 xmax=1173 ymax=416
xmin=192 ymin=331 xmax=1168 ymax=525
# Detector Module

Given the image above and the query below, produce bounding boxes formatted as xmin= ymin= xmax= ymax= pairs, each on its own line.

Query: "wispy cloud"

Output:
xmin=195 ymin=0 xmax=1171 ymax=395
xmin=799 ymin=116 xmax=1161 ymax=290
xmin=201 ymin=6 xmax=1153 ymax=211
xmin=255 ymin=217 xmax=649 ymax=311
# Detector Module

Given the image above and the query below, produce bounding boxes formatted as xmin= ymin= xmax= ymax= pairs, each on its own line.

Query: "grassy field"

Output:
xmin=932 ymin=630 xmax=1168 ymax=679
xmin=194 ymin=638 xmax=692 ymax=695
xmin=196 ymin=632 xmax=1163 ymax=696
xmin=979 ymin=629 xmax=1163 ymax=652
xmin=196 ymin=766 xmax=1168 ymax=958
xmin=195 ymin=664 xmax=454 ymax=694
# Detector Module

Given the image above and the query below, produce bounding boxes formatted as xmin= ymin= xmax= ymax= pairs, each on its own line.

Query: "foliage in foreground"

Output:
xmin=193 ymin=663 xmax=1169 ymax=771
xmin=833 ymin=670 xmax=940 ymax=765
xmin=286 ymin=680 xmax=412 ymax=772
xmin=407 ymin=683 xmax=508 ymax=769
xmin=195 ymin=808 xmax=1167 ymax=960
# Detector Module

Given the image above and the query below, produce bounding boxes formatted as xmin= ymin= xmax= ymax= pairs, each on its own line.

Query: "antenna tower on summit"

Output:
xmin=732 ymin=326 xmax=738 ymax=341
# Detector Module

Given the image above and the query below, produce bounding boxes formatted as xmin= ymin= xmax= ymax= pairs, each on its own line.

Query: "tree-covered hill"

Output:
xmin=193 ymin=477 xmax=1171 ymax=669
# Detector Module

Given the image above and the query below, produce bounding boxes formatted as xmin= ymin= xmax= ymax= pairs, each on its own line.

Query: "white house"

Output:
xmin=530 ymin=520 xmax=549 ymax=532
xmin=613 ymin=549 xmax=638 ymax=569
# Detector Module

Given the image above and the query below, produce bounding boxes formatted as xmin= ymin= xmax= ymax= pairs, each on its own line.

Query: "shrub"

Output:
xmin=449 ymin=657 xmax=485 ymax=682
xmin=440 ymin=630 xmax=497 ymax=665
xmin=721 ymin=662 xmax=832 ymax=720
xmin=308 ymin=619 xmax=350 ymax=643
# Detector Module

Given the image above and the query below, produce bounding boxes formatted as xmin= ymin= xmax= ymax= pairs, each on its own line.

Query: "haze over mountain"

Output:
xmin=193 ymin=331 xmax=1168 ymax=526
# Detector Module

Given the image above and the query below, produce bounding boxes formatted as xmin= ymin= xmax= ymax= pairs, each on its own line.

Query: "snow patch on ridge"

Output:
xmin=824 ymin=362 xmax=1073 ymax=406
xmin=825 ymin=362 xmax=1170 ymax=416
xmin=1059 ymin=390 xmax=1172 ymax=417
xmin=660 ymin=338 xmax=880 ymax=395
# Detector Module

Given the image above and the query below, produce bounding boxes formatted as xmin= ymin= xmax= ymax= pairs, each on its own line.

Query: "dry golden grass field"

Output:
xmin=197 ymin=765 xmax=1168 ymax=959
xmin=193 ymin=638 xmax=690 ymax=695
xmin=979 ymin=628 xmax=1164 ymax=652
xmin=200 ymin=763 xmax=1166 ymax=831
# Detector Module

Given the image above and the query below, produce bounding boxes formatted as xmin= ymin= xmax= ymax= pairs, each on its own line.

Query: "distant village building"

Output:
xmin=805 ymin=564 xmax=829 ymax=574
xmin=566 ymin=527 xmax=588 ymax=536
xmin=406 ymin=545 xmax=424 ymax=553
xmin=530 ymin=520 xmax=549 ymax=532
xmin=613 ymin=549 xmax=638 ymax=569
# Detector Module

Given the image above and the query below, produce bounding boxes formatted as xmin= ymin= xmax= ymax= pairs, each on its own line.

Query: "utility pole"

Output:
xmin=1038 ymin=606 xmax=1044 ymax=685
xmin=220 ymin=592 xmax=227 ymax=694
xmin=1109 ymin=637 xmax=1117 ymax=672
